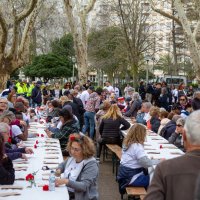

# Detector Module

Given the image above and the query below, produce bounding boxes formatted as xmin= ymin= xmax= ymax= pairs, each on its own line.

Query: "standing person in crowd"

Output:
xmin=139 ymin=81 xmax=146 ymax=100
xmin=83 ymin=80 xmax=91 ymax=90
xmin=192 ymin=91 xmax=200 ymax=111
xmin=153 ymin=83 xmax=161 ymax=107
xmin=177 ymin=95 xmax=188 ymax=110
xmin=144 ymin=110 xmax=200 ymax=200
xmin=55 ymin=133 xmax=99 ymax=200
xmin=178 ymin=82 xmax=187 ymax=97
xmin=63 ymin=82 xmax=72 ymax=94
xmin=31 ymin=81 xmax=42 ymax=108
xmin=113 ymin=84 xmax=120 ymax=99
xmin=96 ymin=104 xmax=130 ymax=161
xmin=124 ymin=84 xmax=131 ymax=98
xmin=117 ymin=124 xmax=161 ymax=195
xmin=171 ymin=85 xmax=178 ymax=103
xmin=80 ymin=87 xmax=92 ymax=109
xmin=42 ymin=84 xmax=51 ymax=105
xmin=104 ymin=81 xmax=114 ymax=94
xmin=145 ymin=83 xmax=154 ymax=103
xmin=124 ymin=92 xmax=142 ymax=117
xmin=51 ymin=82 xmax=62 ymax=99
xmin=82 ymin=87 xmax=100 ymax=139
xmin=159 ymin=87 xmax=169 ymax=111
xmin=168 ymin=118 xmax=185 ymax=151
xmin=187 ymin=85 xmax=194 ymax=99
xmin=0 ymin=133 xmax=15 ymax=185
xmin=95 ymin=100 xmax=111 ymax=141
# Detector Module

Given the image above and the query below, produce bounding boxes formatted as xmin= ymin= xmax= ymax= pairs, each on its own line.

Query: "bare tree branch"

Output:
xmin=0 ymin=8 xmax=8 ymax=54
xmin=17 ymin=0 xmax=38 ymax=22
xmin=148 ymin=0 xmax=182 ymax=26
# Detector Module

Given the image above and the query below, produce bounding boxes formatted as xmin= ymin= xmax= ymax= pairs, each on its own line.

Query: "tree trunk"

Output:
xmin=131 ymin=64 xmax=139 ymax=88
xmin=0 ymin=72 xmax=10 ymax=91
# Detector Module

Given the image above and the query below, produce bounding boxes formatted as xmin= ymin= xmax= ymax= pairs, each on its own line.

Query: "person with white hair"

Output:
xmin=0 ymin=122 xmax=33 ymax=161
xmin=0 ymin=97 xmax=8 ymax=115
xmin=145 ymin=110 xmax=200 ymax=200
xmin=124 ymin=92 xmax=142 ymax=117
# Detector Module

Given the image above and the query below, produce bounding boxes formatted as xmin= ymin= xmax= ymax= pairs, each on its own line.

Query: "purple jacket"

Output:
xmin=5 ymin=146 xmax=25 ymax=160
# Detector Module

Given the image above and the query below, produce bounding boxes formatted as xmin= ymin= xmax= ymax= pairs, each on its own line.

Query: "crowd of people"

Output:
xmin=0 ymin=78 xmax=200 ymax=200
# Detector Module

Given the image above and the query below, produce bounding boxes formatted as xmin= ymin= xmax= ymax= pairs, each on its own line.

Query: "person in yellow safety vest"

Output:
xmin=27 ymin=82 xmax=35 ymax=97
xmin=22 ymin=80 xmax=28 ymax=97
xmin=17 ymin=82 xmax=24 ymax=96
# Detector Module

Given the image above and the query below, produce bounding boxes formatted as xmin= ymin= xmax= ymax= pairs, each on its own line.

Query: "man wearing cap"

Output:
xmin=145 ymin=110 xmax=200 ymax=200
xmin=31 ymin=81 xmax=42 ymax=108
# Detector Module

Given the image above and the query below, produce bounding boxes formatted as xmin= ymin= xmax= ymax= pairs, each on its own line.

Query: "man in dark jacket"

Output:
xmin=145 ymin=110 xmax=200 ymax=200
xmin=31 ymin=81 xmax=42 ymax=107
xmin=160 ymin=115 xmax=181 ymax=140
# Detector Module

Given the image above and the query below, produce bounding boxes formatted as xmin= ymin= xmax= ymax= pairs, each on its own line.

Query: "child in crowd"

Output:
xmin=117 ymin=123 xmax=161 ymax=194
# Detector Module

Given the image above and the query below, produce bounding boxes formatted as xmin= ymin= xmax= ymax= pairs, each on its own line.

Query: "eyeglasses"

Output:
xmin=70 ymin=146 xmax=82 ymax=152
xmin=176 ymin=124 xmax=183 ymax=127
xmin=180 ymin=99 xmax=186 ymax=101
xmin=0 ymin=102 xmax=8 ymax=104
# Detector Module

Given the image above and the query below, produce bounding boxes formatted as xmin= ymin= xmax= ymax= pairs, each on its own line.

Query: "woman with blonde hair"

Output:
xmin=96 ymin=104 xmax=130 ymax=161
xmin=95 ymin=100 xmax=111 ymax=141
xmin=117 ymin=124 xmax=161 ymax=195
xmin=55 ymin=133 xmax=98 ymax=200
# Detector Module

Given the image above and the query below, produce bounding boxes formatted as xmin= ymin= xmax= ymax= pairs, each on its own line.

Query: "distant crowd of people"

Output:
xmin=1 ymin=78 xmax=200 ymax=200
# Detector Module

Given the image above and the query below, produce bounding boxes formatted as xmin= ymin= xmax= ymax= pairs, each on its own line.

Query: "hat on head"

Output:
xmin=36 ymin=81 xmax=42 ymax=85
xmin=88 ymin=86 xmax=95 ymax=91
xmin=118 ymin=97 xmax=125 ymax=101
xmin=125 ymin=97 xmax=132 ymax=102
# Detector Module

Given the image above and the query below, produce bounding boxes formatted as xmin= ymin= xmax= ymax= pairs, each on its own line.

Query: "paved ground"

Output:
xmin=98 ymin=156 xmax=122 ymax=200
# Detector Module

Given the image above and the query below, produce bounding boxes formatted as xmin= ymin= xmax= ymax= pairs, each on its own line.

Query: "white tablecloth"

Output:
xmin=0 ymin=122 xmax=69 ymax=200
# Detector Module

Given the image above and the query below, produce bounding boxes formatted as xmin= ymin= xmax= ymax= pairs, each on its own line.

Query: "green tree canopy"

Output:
xmin=50 ymin=33 xmax=75 ymax=59
xmin=23 ymin=53 xmax=72 ymax=82
xmin=88 ymin=26 xmax=128 ymax=82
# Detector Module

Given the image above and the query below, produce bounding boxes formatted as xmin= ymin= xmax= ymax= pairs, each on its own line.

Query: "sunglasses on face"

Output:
xmin=180 ymin=99 xmax=186 ymax=101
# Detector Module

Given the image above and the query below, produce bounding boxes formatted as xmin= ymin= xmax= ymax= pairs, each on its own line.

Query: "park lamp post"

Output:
xmin=145 ymin=55 xmax=151 ymax=84
xmin=72 ymin=57 xmax=76 ymax=83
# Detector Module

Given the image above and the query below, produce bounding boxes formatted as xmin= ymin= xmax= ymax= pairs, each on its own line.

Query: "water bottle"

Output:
xmin=49 ymin=170 xmax=55 ymax=191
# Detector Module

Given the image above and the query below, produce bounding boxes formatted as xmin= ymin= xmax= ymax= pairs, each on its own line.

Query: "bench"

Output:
xmin=126 ymin=187 xmax=147 ymax=200
xmin=106 ymin=144 xmax=122 ymax=175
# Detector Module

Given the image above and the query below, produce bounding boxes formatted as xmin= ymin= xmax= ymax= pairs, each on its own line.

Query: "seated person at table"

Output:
xmin=157 ymin=110 xmax=170 ymax=135
xmin=0 ymin=134 xmax=15 ymax=185
xmin=117 ymin=124 xmax=161 ymax=194
xmin=96 ymin=104 xmax=130 ymax=161
xmin=148 ymin=106 xmax=160 ymax=133
xmin=55 ymin=133 xmax=99 ymax=200
xmin=45 ymin=109 xmax=79 ymax=154
xmin=168 ymin=118 xmax=185 ymax=152
xmin=0 ymin=122 xmax=33 ymax=160
xmin=0 ymin=110 xmax=28 ymax=142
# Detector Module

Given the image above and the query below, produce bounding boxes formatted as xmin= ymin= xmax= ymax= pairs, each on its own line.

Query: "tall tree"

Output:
xmin=109 ymin=0 xmax=155 ymax=87
xmin=88 ymin=26 xmax=127 ymax=83
xmin=63 ymin=0 xmax=96 ymax=84
xmin=148 ymin=0 xmax=200 ymax=80
xmin=0 ymin=0 xmax=40 ymax=90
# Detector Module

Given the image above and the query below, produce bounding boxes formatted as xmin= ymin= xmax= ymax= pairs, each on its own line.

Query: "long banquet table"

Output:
xmin=0 ymin=122 xmax=69 ymax=200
